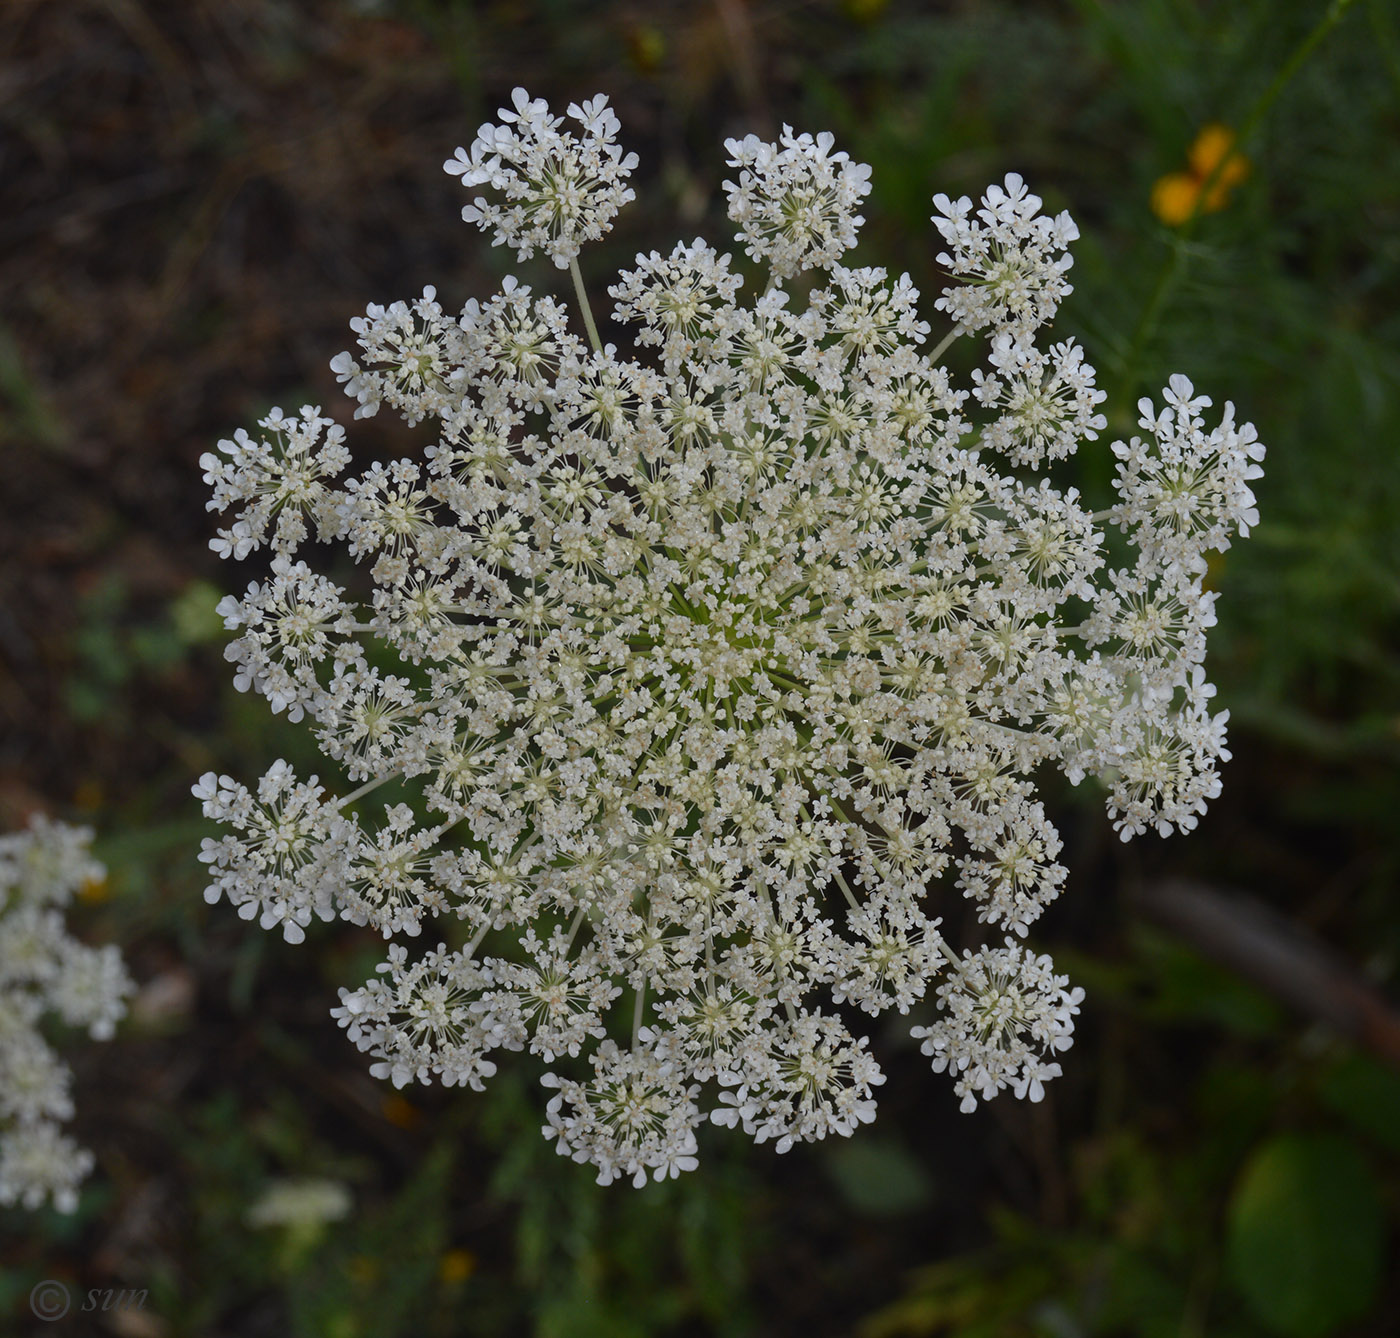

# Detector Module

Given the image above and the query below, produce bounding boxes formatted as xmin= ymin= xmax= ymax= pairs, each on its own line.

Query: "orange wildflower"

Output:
xmin=439 ymin=1248 xmax=477 ymax=1285
xmin=380 ymin=1092 xmax=422 ymax=1128
xmin=1151 ymin=123 xmax=1249 ymax=225
xmin=78 ymin=874 xmax=110 ymax=903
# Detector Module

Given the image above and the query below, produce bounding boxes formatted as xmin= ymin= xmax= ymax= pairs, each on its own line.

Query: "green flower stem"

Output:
xmin=1118 ymin=0 xmax=1360 ymax=404
xmin=337 ymin=771 xmax=403 ymax=809
xmin=928 ymin=326 xmax=962 ymax=365
xmin=632 ymin=978 xmax=647 ymax=1047
xmin=570 ymin=256 xmax=604 ymax=355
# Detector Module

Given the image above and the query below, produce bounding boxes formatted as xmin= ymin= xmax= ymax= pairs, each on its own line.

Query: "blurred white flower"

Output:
xmin=246 ymin=1176 xmax=352 ymax=1230
xmin=0 ymin=819 xmax=132 ymax=1212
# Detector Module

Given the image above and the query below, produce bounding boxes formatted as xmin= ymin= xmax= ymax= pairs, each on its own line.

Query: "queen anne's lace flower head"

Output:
xmin=542 ymin=1040 xmax=701 ymax=1187
xmin=932 ymin=173 xmax=1079 ymax=340
xmin=723 ymin=126 xmax=872 ymax=278
xmin=0 ymin=819 xmax=132 ymax=1211
xmin=445 ymin=89 xmax=638 ymax=269
xmin=329 ymin=287 xmax=470 ymax=425
xmin=1111 ymin=373 xmax=1264 ymax=574
xmin=911 ymin=941 xmax=1083 ymax=1112
xmin=332 ymin=942 xmax=502 ymax=1090
xmin=198 ymin=90 xmax=1262 ymax=1186
xmin=201 ymin=407 xmax=350 ymax=559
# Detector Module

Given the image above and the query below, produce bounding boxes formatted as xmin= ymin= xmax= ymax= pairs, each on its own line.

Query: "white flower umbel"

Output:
xmin=198 ymin=90 xmax=1262 ymax=1185
xmin=0 ymin=819 xmax=133 ymax=1212
xmin=911 ymin=941 xmax=1083 ymax=1113
xmin=445 ymin=89 xmax=637 ymax=270
xmin=723 ymin=127 xmax=872 ymax=279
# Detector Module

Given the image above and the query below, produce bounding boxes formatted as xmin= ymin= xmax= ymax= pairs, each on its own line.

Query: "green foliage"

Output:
xmin=1226 ymin=1135 xmax=1385 ymax=1338
xmin=861 ymin=919 xmax=1399 ymax=1337
xmin=1129 ymin=928 xmax=1286 ymax=1038
xmin=475 ymin=1070 xmax=759 ymax=1337
xmin=824 ymin=1136 xmax=933 ymax=1218
xmin=65 ymin=576 xmax=189 ymax=727
xmin=1317 ymin=1055 xmax=1400 ymax=1157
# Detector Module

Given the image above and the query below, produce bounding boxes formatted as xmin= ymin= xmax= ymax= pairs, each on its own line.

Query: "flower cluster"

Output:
xmin=0 ymin=818 xmax=133 ymax=1211
xmin=197 ymin=88 xmax=1262 ymax=1186
xmin=445 ymin=89 xmax=638 ymax=269
xmin=723 ymin=127 xmax=872 ymax=278
xmin=912 ymin=942 xmax=1082 ymax=1113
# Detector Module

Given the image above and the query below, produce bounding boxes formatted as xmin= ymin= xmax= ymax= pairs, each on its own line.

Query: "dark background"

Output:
xmin=2 ymin=1 xmax=1399 ymax=1335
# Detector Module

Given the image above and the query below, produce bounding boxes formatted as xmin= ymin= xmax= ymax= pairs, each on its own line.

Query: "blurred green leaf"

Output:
xmin=825 ymin=1136 xmax=933 ymax=1216
xmin=1132 ymin=927 xmax=1285 ymax=1037
xmin=171 ymin=579 xmax=229 ymax=644
xmin=1316 ymin=1054 xmax=1400 ymax=1157
xmin=1226 ymin=1134 xmax=1385 ymax=1337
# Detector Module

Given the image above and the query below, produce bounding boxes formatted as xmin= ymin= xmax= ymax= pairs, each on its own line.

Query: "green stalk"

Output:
xmin=1118 ymin=0 xmax=1360 ymax=404
xmin=569 ymin=256 xmax=604 ymax=355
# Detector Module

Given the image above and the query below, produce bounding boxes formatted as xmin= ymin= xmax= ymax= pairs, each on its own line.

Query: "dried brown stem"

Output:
xmin=1131 ymin=878 xmax=1400 ymax=1069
